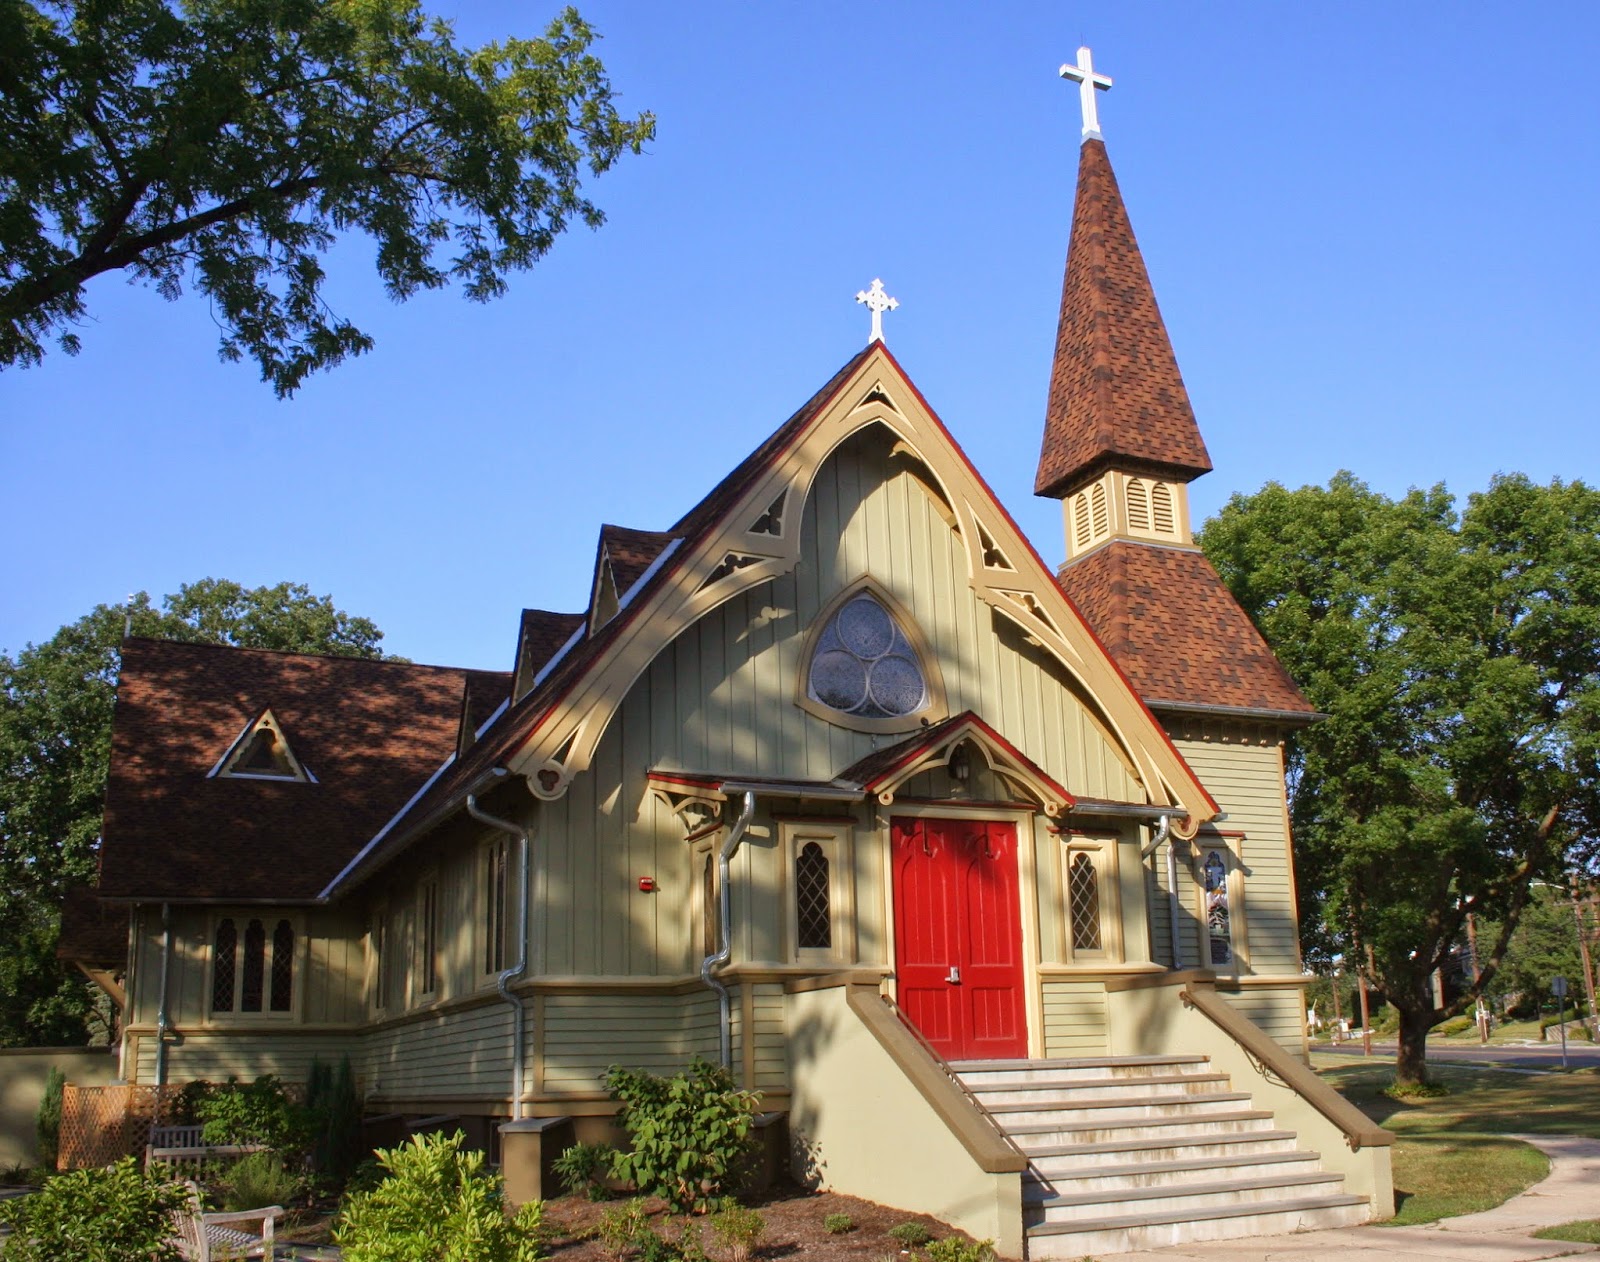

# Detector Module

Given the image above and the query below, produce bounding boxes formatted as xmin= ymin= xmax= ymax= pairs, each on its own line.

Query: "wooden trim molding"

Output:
xmin=1181 ymin=982 xmax=1392 ymax=1151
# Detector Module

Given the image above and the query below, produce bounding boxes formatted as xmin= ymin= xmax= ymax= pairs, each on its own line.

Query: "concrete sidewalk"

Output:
xmin=1103 ymin=1135 xmax=1600 ymax=1260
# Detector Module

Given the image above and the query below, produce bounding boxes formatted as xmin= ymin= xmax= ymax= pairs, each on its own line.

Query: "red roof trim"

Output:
xmin=851 ymin=710 xmax=1075 ymax=810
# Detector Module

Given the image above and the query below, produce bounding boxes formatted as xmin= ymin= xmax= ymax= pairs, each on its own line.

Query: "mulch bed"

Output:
xmin=543 ymin=1186 xmax=965 ymax=1262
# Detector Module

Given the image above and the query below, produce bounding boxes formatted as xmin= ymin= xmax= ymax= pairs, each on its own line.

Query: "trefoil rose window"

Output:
xmin=806 ymin=593 xmax=928 ymax=720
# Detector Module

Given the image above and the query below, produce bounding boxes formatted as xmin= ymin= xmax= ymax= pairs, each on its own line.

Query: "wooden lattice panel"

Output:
xmin=57 ymin=1083 xmax=180 ymax=1170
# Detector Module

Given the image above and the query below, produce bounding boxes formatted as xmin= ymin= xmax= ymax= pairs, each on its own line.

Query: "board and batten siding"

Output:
xmin=533 ymin=427 xmax=1148 ymax=983
xmin=1168 ymin=727 xmax=1303 ymax=977
xmin=539 ymin=992 xmax=720 ymax=1097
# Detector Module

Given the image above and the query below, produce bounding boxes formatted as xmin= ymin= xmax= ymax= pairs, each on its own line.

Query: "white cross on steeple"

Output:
xmin=1060 ymin=46 xmax=1113 ymax=140
xmin=855 ymin=278 xmax=898 ymax=344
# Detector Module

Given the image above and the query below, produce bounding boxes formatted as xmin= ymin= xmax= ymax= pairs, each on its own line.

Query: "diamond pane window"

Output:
xmin=270 ymin=919 xmax=294 ymax=1011
xmin=1204 ymin=849 xmax=1232 ymax=966
xmin=241 ymin=918 xmax=266 ymax=1012
xmin=795 ymin=842 xmax=832 ymax=950
xmin=1068 ymin=853 xmax=1103 ymax=951
xmin=807 ymin=593 xmax=928 ymax=720
xmin=211 ymin=918 xmax=237 ymax=1014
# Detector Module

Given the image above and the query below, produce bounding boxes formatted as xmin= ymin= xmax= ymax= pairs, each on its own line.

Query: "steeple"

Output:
xmin=1036 ymin=61 xmax=1213 ymax=561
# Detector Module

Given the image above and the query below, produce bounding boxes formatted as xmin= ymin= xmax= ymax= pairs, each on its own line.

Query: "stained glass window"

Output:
xmin=807 ymin=593 xmax=927 ymax=720
xmin=795 ymin=842 xmax=832 ymax=950
xmin=1068 ymin=853 xmax=1103 ymax=951
xmin=1204 ymin=849 xmax=1232 ymax=966
xmin=211 ymin=918 xmax=237 ymax=1013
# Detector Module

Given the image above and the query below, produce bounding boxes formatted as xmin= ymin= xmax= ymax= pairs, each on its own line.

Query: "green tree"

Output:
xmin=0 ymin=0 xmax=653 ymax=396
xmin=0 ymin=579 xmax=389 ymax=1046
xmin=1477 ymin=887 xmax=1586 ymax=1019
xmin=1201 ymin=472 xmax=1600 ymax=1085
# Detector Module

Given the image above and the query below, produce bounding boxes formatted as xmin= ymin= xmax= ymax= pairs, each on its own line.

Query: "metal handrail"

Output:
xmin=877 ymin=991 xmax=1029 ymax=1163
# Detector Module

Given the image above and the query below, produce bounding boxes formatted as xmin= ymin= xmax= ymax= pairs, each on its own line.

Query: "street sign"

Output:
xmin=1553 ymin=975 xmax=1569 ymax=998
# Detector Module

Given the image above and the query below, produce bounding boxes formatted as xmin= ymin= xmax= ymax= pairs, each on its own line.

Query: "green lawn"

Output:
xmin=1313 ymin=1057 xmax=1600 ymax=1224
xmin=1534 ymin=1220 xmax=1600 ymax=1244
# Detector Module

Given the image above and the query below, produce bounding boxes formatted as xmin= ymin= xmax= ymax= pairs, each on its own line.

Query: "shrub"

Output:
xmin=605 ymin=1058 xmax=759 ymax=1211
xmin=1435 ymin=1015 xmax=1475 ymax=1037
xmin=920 ymin=1238 xmax=996 ymax=1262
xmin=0 ymin=1156 xmax=187 ymax=1262
xmin=824 ymin=1212 xmax=855 ymax=1234
xmin=198 ymin=1074 xmax=315 ymax=1156
xmin=553 ymin=1140 xmax=615 ymax=1200
xmin=707 ymin=1205 xmax=763 ymax=1262
xmin=35 ymin=1066 xmax=64 ymax=1171
xmin=334 ymin=1130 xmax=543 ymax=1262
xmin=218 ymin=1150 xmax=299 ymax=1212
xmin=596 ymin=1198 xmax=651 ymax=1261
xmin=888 ymin=1223 xmax=934 ymax=1247
xmin=306 ymin=1054 xmax=365 ymax=1186
xmin=608 ymin=1055 xmax=764 ymax=1209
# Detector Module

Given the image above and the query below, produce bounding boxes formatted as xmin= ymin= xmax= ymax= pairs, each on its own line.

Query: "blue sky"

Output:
xmin=3 ymin=3 xmax=1597 ymax=669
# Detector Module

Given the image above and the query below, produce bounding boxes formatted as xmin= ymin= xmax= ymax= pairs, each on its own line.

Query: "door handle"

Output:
xmin=945 ymin=966 xmax=961 ymax=984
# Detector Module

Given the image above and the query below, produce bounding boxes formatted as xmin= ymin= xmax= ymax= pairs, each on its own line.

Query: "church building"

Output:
xmin=69 ymin=49 xmax=1394 ymax=1257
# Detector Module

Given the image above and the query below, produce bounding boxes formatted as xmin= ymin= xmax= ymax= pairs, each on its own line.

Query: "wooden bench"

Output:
xmin=145 ymin=1124 xmax=264 ymax=1172
xmin=169 ymin=1180 xmax=283 ymax=1261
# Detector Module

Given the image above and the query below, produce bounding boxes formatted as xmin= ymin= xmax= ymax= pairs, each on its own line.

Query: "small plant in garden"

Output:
xmin=673 ymin=1216 xmax=709 ymax=1262
xmin=920 ymin=1237 xmax=996 ymax=1262
xmin=596 ymin=1197 xmax=651 ymax=1262
xmin=334 ymin=1130 xmax=543 ymax=1262
xmin=553 ymin=1140 xmax=615 ymax=1200
xmin=306 ymin=1053 xmax=364 ymax=1186
xmin=707 ymin=1204 xmax=764 ymax=1262
xmin=888 ymin=1222 xmax=934 ymax=1248
xmin=0 ymin=1156 xmax=187 ymax=1262
xmin=605 ymin=1058 xmax=759 ymax=1211
xmin=34 ymin=1066 xmax=63 ymax=1171
xmin=198 ymin=1073 xmax=315 ymax=1155
xmin=824 ymin=1212 xmax=855 ymax=1234
xmin=218 ymin=1150 xmax=299 ymax=1212
xmin=1384 ymin=1079 xmax=1450 ymax=1101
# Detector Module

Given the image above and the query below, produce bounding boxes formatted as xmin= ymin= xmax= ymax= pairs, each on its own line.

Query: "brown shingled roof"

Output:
xmin=512 ymin=610 xmax=585 ymax=701
xmin=56 ymin=885 xmax=128 ymax=964
xmin=600 ymin=526 xmax=678 ymax=597
xmin=1035 ymin=139 xmax=1212 ymax=499
xmin=1058 ymin=543 xmax=1315 ymax=716
xmin=328 ymin=345 xmax=881 ymax=893
xmin=98 ymin=639 xmax=485 ymax=902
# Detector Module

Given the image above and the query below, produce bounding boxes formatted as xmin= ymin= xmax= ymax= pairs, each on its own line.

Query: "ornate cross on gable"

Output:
xmin=855 ymin=278 xmax=898 ymax=344
xmin=1060 ymin=46 xmax=1113 ymax=140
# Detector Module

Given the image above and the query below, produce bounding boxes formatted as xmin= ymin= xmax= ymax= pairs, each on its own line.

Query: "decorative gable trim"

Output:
xmin=493 ymin=346 xmax=1215 ymax=835
xmin=209 ymin=708 xmax=314 ymax=783
xmin=838 ymin=711 xmax=1075 ymax=817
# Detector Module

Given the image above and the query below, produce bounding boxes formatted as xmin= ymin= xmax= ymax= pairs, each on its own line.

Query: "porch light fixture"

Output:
xmin=949 ymin=742 xmax=971 ymax=786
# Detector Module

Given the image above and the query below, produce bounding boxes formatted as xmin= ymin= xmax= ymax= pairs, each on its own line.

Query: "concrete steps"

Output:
xmin=949 ymin=1055 xmax=1371 ymax=1258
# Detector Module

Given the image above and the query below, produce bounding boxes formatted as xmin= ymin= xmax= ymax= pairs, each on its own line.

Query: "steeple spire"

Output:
xmin=1035 ymin=137 xmax=1212 ymax=507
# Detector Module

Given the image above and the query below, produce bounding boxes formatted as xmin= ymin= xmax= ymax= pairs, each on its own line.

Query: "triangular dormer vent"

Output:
xmin=590 ymin=555 xmax=621 ymax=635
xmin=211 ymin=709 xmax=312 ymax=782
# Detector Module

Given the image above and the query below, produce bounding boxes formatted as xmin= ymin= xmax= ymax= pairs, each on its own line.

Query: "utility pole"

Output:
xmin=1467 ymin=912 xmax=1489 ymax=1042
xmin=1330 ymin=971 xmax=1345 ymax=1044
xmin=1575 ymin=891 xmax=1598 ymax=1040
xmin=1357 ymin=971 xmax=1373 ymax=1057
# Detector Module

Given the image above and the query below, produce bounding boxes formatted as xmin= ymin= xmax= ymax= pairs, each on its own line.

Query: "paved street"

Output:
xmin=1315 ymin=1039 xmax=1600 ymax=1072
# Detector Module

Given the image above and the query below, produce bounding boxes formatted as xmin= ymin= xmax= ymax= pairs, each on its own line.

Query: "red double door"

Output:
xmin=891 ymin=817 xmax=1027 ymax=1061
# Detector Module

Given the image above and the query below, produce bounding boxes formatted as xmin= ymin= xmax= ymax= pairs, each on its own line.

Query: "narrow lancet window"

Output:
xmin=806 ymin=592 xmax=928 ymax=720
xmin=270 ymin=919 xmax=294 ymax=1011
xmin=1068 ymin=853 xmax=1103 ymax=951
xmin=1204 ymin=849 xmax=1232 ymax=965
xmin=795 ymin=842 xmax=832 ymax=950
xmin=211 ymin=918 xmax=237 ymax=1013
xmin=241 ymin=918 xmax=266 ymax=1011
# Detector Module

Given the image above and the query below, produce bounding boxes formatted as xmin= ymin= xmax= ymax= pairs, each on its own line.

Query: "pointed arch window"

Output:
xmin=1204 ymin=848 xmax=1232 ymax=966
xmin=1068 ymin=852 xmax=1103 ymax=951
xmin=795 ymin=843 xmax=832 ymax=950
xmin=210 ymin=913 xmax=296 ymax=1017
xmin=799 ymin=584 xmax=946 ymax=735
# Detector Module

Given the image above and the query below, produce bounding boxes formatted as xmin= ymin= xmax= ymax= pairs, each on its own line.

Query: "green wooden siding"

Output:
xmin=1041 ymin=979 xmax=1110 ymax=1056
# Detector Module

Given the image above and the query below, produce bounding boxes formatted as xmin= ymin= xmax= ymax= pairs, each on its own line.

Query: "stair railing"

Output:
xmin=877 ymin=991 xmax=1029 ymax=1164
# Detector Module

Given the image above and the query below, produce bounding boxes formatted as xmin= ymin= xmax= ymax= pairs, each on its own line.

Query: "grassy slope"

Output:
xmin=1315 ymin=1057 xmax=1600 ymax=1225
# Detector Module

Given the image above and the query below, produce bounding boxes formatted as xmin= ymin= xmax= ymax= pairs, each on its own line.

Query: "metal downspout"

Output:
xmin=1140 ymin=817 xmax=1181 ymax=969
xmin=153 ymin=903 xmax=173 ymax=1112
xmin=700 ymin=792 xmax=756 ymax=1069
xmin=467 ymin=771 xmax=532 ymax=1122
